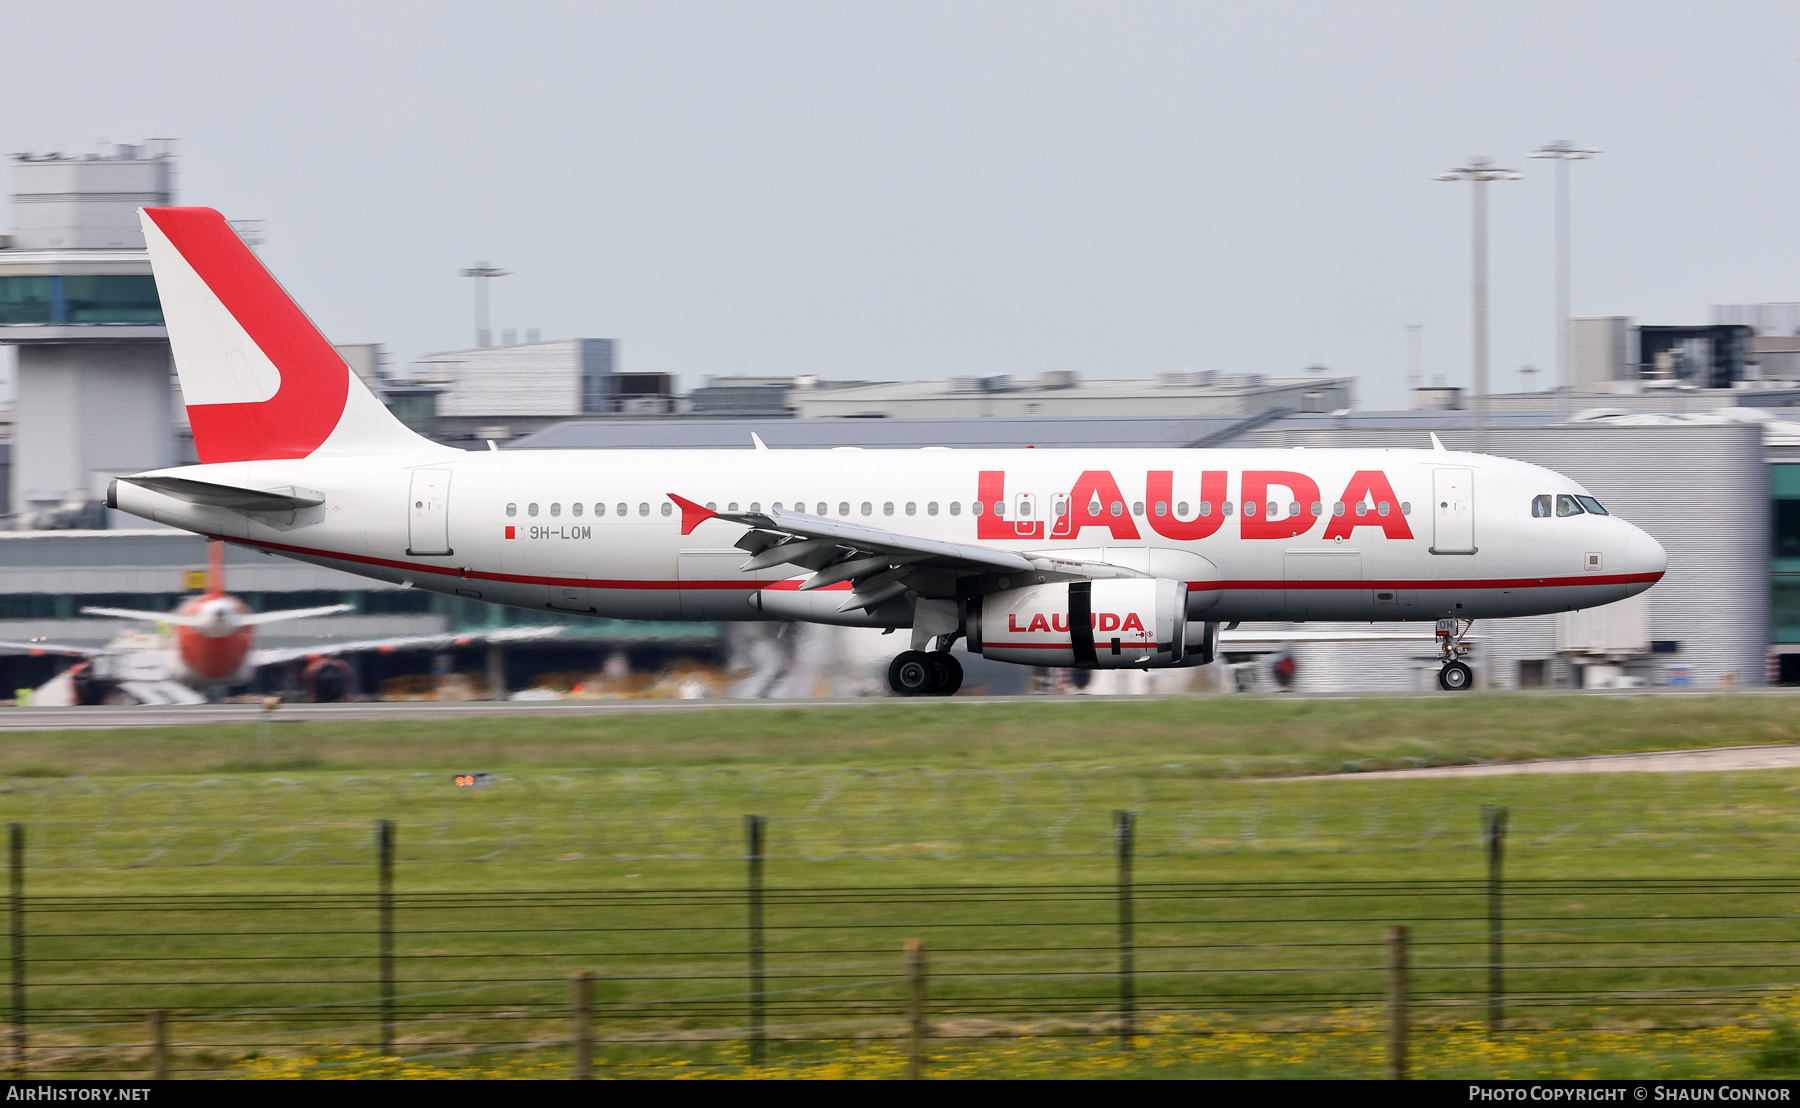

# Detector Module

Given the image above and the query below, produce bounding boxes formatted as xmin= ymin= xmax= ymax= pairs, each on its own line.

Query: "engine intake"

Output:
xmin=972 ymin=578 xmax=1188 ymax=669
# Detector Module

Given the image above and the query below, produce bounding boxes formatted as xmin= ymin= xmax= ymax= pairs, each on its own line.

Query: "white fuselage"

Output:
xmin=111 ymin=445 xmax=1667 ymax=629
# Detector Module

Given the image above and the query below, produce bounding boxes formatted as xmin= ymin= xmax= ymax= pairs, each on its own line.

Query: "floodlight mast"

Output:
xmin=1528 ymin=140 xmax=1600 ymax=412
xmin=459 ymin=261 xmax=512 ymax=348
xmin=1434 ymin=156 xmax=1521 ymax=453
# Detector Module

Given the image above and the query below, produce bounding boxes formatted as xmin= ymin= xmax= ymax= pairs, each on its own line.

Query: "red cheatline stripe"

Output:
xmin=213 ymin=534 xmax=1663 ymax=595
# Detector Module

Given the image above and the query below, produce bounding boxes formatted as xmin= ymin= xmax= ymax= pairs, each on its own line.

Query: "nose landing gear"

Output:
xmin=887 ymin=649 xmax=964 ymax=697
xmin=1435 ymin=618 xmax=1475 ymax=692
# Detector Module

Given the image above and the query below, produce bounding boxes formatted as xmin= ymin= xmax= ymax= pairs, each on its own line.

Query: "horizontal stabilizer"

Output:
xmin=117 ymin=476 xmax=325 ymax=514
xmin=80 ymin=607 xmax=200 ymax=626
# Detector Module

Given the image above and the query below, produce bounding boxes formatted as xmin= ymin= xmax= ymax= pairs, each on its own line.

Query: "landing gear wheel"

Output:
xmin=888 ymin=651 xmax=934 ymax=696
xmin=1438 ymin=660 xmax=1473 ymax=692
xmin=929 ymin=652 xmax=963 ymax=696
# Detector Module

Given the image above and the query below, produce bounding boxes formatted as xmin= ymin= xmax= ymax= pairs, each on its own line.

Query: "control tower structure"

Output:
xmin=0 ymin=143 xmax=176 ymax=528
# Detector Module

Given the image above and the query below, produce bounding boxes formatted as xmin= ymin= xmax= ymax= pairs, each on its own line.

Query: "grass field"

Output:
xmin=2 ymin=693 xmax=1799 ymax=1079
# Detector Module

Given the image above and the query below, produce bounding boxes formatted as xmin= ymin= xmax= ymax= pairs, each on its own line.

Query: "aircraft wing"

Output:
xmin=242 ymin=604 xmax=354 ymax=625
xmin=669 ymin=494 xmax=1146 ymax=613
xmin=0 ymin=639 xmax=119 ymax=657
xmin=249 ymin=624 xmax=566 ymax=668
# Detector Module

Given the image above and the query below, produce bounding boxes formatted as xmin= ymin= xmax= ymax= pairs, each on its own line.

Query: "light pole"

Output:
xmin=1434 ymin=157 xmax=1521 ymax=453
xmin=459 ymin=261 xmax=512 ymax=348
xmin=1528 ymin=140 xmax=1600 ymax=409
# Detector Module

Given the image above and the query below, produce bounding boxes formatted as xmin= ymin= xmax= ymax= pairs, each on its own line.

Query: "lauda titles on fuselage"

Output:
xmin=105 ymin=207 xmax=1667 ymax=695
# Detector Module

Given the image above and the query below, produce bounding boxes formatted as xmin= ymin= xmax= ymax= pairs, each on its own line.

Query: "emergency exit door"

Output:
xmin=1431 ymin=468 xmax=1474 ymax=554
xmin=407 ymin=469 xmax=453 ymax=555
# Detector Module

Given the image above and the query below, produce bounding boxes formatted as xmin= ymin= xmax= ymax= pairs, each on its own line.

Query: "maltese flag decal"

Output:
xmin=141 ymin=207 xmax=351 ymax=463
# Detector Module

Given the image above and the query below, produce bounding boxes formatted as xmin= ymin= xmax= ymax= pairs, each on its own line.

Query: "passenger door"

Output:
xmin=1431 ymin=468 xmax=1475 ymax=554
xmin=407 ymin=469 xmax=453 ymax=556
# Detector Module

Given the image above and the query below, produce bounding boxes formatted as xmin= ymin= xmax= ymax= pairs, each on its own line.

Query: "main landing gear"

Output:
xmin=1435 ymin=617 xmax=1475 ymax=692
xmin=888 ymin=650 xmax=964 ymax=697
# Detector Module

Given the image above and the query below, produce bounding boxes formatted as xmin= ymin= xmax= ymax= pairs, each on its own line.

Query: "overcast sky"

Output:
xmin=4 ymin=0 xmax=1797 ymax=410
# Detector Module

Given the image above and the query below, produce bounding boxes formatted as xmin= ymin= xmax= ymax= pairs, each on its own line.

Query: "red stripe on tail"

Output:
xmin=145 ymin=207 xmax=348 ymax=463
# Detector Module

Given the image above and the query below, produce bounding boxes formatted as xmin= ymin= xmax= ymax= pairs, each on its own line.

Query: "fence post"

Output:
xmin=570 ymin=972 xmax=593 ymax=1080
xmin=1114 ymin=810 xmax=1135 ymax=1050
xmin=1386 ymin=925 xmax=1408 ymax=1081
xmin=905 ymin=938 xmax=926 ymax=1080
xmin=746 ymin=814 xmax=766 ymax=1066
xmin=1483 ymin=805 xmax=1508 ymax=1034
xmin=377 ymin=819 xmax=394 ymax=1057
xmin=149 ymin=1010 xmax=168 ymax=1080
xmin=9 ymin=823 xmax=21 ymax=1076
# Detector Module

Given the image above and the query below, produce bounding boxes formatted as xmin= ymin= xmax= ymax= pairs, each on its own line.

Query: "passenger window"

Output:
xmin=861 ymin=502 xmax=872 ymax=516
xmin=1575 ymin=496 xmax=1609 ymax=516
xmin=1532 ymin=495 xmax=1552 ymax=518
xmin=1378 ymin=502 xmax=1389 ymax=517
xmin=616 ymin=503 xmax=626 ymax=518
xmin=883 ymin=502 xmax=894 ymax=516
xmin=927 ymin=502 xmax=938 ymax=516
xmin=1333 ymin=502 xmax=1345 ymax=516
xmin=1286 ymin=502 xmax=1298 ymax=517
xmin=951 ymin=502 xmax=963 ymax=516
xmin=1401 ymin=502 xmax=1411 ymax=516
xmin=749 ymin=502 xmax=761 ymax=513
xmin=596 ymin=503 xmax=606 ymax=517
xmin=571 ymin=503 xmax=582 ymax=517
xmin=550 ymin=503 xmax=561 ymax=517
xmin=1133 ymin=502 xmax=1144 ymax=516
xmin=772 ymin=503 xmax=782 ymax=512
xmin=1222 ymin=501 xmax=1233 ymax=516
xmin=528 ymin=503 xmax=539 ymax=517
xmin=506 ymin=503 xmax=517 ymax=517
xmin=1155 ymin=501 xmax=1168 ymax=517
xmin=838 ymin=502 xmax=850 ymax=516
xmin=993 ymin=501 xmax=1005 ymax=517
xmin=971 ymin=502 xmax=983 ymax=517
xmin=905 ymin=502 xmax=916 ymax=516
xmin=1310 ymin=502 xmax=1322 ymax=517
xmin=660 ymin=502 xmax=672 ymax=517
xmin=728 ymin=502 xmax=739 ymax=512
xmin=638 ymin=502 xmax=650 ymax=517
xmin=1354 ymin=502 xmax=1367 ymax=517
xmin=1110 ymin=502 xmax=1123 ymax=517
xmin=1556 ymin=494 xmax=1585 ymax=517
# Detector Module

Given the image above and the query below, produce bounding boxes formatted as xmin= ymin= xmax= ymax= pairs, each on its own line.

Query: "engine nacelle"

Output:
xmin=971 ymin=578 xmax=1188 ymax=669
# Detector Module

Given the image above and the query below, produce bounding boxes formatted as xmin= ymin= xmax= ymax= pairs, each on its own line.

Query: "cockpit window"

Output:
xmin=1575 ymin=495 xmax=1609 ymax=516
xmin=1531 ymin=495 xmax=1552 ymax=518
xmin=1555 ymin=494 xmax=1586 ymax=517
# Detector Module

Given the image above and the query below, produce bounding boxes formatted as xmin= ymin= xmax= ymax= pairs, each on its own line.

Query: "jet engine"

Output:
xmin=971 ymin=578 xmax=1188 ymax=669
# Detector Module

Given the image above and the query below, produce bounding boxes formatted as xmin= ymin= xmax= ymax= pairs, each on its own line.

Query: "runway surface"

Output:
xmin=1308 ymin=743 xmax=1800 ymax=779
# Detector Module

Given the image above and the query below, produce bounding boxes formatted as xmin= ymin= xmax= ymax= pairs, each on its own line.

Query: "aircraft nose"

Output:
xmin=1628 ymin=527 xmax=1668 ymax=579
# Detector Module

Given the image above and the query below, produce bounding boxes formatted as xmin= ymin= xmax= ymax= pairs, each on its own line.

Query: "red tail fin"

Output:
xmin=206 ymin=540 xmax=226 ymax=598
xmin=140 ymin=207 xmax=429 ymax=462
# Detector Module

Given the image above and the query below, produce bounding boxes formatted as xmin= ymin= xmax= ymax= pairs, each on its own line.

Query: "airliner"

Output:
xmin=106 ymin=208 xmax=1667 ymax=696
xmin=0 ymin=539 xmax=559 ymax=704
